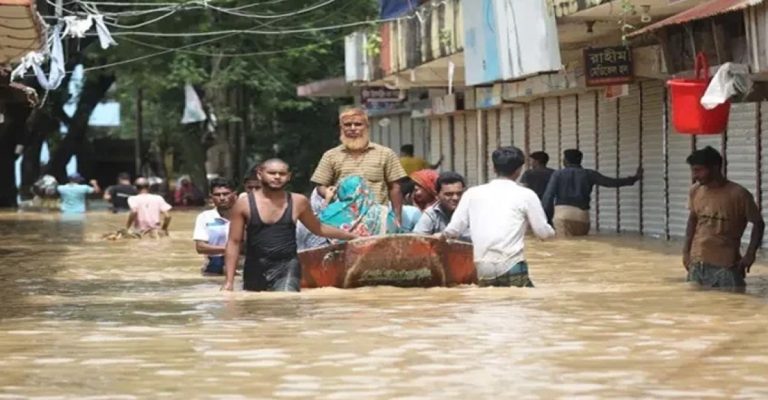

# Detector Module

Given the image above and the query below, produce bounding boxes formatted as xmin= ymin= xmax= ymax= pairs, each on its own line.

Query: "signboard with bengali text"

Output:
xmin=584 ymin=46 xmax=634 ymax=87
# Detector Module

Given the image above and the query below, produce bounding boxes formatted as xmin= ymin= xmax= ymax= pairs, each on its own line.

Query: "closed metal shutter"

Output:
xmin=380 ymin=122 xmax=390 ymax=148
xmin=667 ymin=107 xmax=693 ymax=239
xmin=430 ymin=118 xmax=442 ymax=170
xmin=401 ymin=115 xmax=414 ymax=150
xmin=544 ymin=97 xmax=561 ymax=167
xmin=598 ymin=97 xmax=619 ymax=232
xmin=390 ymin=116 xmax=403 ymax=153
xmin=513 ymin=106 xmax=526 ymax=151
xmin=618 ymin=85 xmax=641 ymax=233
xmin=694 ymin=133 xmax=723 ymax=151
xmin=453 ymin=114 xmax=467 ymax=178
xmin=371 ymin=118 xmax=382 ymax=144
xmin=640 ymin=81 xmax=667 ymax=238
xmin=500 ymin=108 xmax=513 ymax=146
xmin=465 ymin=112 xmax=479 ymax=186
xmin=486 ymin=109 xmax=499 ymax=181
xmin=560 ymin=95 xmax=578 ymax=161
xmin=441 ymin=117 xmax=453 ymax=171
xmin=761 ymin=103 xmax=768 ymax=248
xmin=412 ymin=118 xmax=427 ymax=160
xmin=725 ymin=102 xmax=759 ymax=245
xmin=578 ymin=92 xmax=598 ymax=229
xmin=529 ymin=100 xmax=544 ymax=153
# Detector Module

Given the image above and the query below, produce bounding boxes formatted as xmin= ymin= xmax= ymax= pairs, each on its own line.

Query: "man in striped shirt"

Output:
xmin=311 ymin=108 xmax=407 ymax=222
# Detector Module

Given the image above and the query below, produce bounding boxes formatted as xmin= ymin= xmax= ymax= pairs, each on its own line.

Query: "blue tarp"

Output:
xmin=379 ymin=0 xmax=418 ymax=19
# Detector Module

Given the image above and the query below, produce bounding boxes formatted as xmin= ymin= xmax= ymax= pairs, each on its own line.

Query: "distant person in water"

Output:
xmin=239 ymin=164 xmax=262 ymax=199
xmin=222 ymin=159 xmax=358 ymax=292
xmin=520 ymin=151 xmax=554 ymax=200
xmin=440 ymin=146 xmax=554 ymax=288
xmin=193 ymin=178 xmax=237 ymax=275
xmin=126 ymin=177 xmax=172 ymax=236
xmin=174 ymin=175 xmax=205 ymax=206
xmin=103 ymin=172 xmax=137 ymax=213
xmin=57 ymin=173 xmax=101 ymax=214
xmin=684 ymin=146 xmax=764 ymax=290
xmin=541 ymin=149 xmax=641 ymax=237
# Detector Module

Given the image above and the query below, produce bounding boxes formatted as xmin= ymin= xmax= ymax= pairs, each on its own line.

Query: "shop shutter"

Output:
xmin=560 ymin=95 xmax=578 ymax=161
xmin=486 ymin=109 xmax=499 ymax=181
xmin=640 ymin=81 xmax=667 ymax=238
xmin=389 ymin=115 xmax=402 ymax=153
xmin=500 ymin=108 xmax=513 ymax=146
xmin=761 ymin=103 xmax=768 ymax=248
xmin=429 ymin=118 xmax=442 ymax=170
xmin=412 ymin=118 xmax=427 ymax=160
xmin=441 ymin=117 xmax=453 ymax=171
xmin=453 ymin=114 xmax=467 ymax=178
xmin=578 ymin=92 xmax=598 ymax=230
xmin=513 ymin=106 xmax=527 ymax=152
xmin=667 ymin=102 xmax=693 ymax=239
xmin=465 ymin=112 xmax=479 ymax=186
xmin=544 ymin=97 xmax=561 ymax=167
xmin=618 ymin=85 xmax=641 ymax=233
xmin=401 ymin=115 xmax=414 ymax=150
xmin=529 ymin=100 xmax=544 ymax=153
xmin=725 ymin=103 xmax=759 ymax=245
xmin=597 ymin=97 xmax=619 ymax=232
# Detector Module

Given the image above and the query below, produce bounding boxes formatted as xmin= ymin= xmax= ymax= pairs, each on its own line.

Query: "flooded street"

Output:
xmin=2 ymin=211 xmax=768 ymax=399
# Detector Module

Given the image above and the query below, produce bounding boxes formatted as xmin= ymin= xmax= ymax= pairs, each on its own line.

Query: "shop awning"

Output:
xmin=0 ymin=0 xmax=45 ymax=64
xmin=296 ymin=77 xmax=354 ymax=98
xmin=628 ymin=0 xmax=764 ymax=38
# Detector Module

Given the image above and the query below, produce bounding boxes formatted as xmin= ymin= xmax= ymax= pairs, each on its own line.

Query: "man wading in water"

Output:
xmin=684 ymin=146 xmax=764 ymax=290
xmin=439 ymin=146 xmax=555 ymax=287
xmin=222 ymin=159 xmax=358 ymax=292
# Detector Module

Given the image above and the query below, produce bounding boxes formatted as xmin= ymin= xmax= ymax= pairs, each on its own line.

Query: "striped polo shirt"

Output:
xmin=311 ymin=142 xmax=407 ymax=204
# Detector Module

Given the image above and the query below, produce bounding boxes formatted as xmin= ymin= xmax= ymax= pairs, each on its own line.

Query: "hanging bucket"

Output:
xmin=667 ymin=52 xmax=730 ymax=135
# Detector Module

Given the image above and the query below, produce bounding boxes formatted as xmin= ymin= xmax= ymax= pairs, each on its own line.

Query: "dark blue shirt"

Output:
xmin=541 ymin=165 xmax=638 ymax=217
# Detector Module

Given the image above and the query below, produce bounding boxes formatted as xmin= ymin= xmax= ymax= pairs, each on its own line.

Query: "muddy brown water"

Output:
xmin=1 ymin=210 xmax=768 ymax=399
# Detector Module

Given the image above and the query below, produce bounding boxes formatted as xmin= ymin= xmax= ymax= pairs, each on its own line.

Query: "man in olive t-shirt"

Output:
xmin=683 ymin=146 xmax=765 ymax=289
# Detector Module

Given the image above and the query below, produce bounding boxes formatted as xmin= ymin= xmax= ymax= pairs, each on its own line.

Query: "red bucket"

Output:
xmin=667 ymin=52 xmax=730 ymax=135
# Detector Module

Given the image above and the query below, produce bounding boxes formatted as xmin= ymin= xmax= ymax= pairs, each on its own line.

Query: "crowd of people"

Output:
xmin=31 ymin=106 xmax=765 ymax=294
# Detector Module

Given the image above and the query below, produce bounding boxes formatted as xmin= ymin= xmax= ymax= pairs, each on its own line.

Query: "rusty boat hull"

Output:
xmin=298 ymin=234 xmax=476 ymax=289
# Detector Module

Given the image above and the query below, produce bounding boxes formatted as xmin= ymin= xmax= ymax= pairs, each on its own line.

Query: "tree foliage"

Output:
xmin=98 ymin=0 xmax=378 ymax=192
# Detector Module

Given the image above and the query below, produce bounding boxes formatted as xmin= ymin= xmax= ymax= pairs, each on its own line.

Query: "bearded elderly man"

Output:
xmin=311 ymin=108 xmax=407 ymax=221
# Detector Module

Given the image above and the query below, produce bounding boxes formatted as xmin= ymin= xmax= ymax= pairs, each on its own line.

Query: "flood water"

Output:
xmin=2 ymin=210 xmax=768 ymax=399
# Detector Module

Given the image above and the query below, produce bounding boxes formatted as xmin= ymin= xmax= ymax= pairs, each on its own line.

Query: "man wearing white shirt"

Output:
xmin=441 ymin=146 xmax=555 ymax=287
xmin=193 ymin=178 xmax=237 ymax=275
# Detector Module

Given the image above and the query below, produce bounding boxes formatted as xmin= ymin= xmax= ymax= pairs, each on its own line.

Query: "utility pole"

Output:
xmin=135 ymin=88 xmax=143 ymax=177
xmin=55 ymin=0 xmax=62 ymax=17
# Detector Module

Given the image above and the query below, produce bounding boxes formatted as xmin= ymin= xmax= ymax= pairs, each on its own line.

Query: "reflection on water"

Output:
xmin=1 ymin=210 xmax=768 ymax=398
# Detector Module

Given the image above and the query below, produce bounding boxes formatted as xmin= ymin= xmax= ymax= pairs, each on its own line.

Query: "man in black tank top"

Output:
xmin=222 ymin=159 xmax=358 ymax=292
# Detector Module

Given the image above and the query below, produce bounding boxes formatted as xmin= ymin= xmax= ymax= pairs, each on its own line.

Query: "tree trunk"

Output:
xmin=45 ymin=73 xmax=115 ymax=182
xmin=20 ymin=109 xmax=57 ymax=200
xmin=0 ymin=124 xmax=17 ymax=208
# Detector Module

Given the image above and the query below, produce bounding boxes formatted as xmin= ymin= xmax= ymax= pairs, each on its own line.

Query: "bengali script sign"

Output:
xmin=584 ymin=46 xmax=634 ymax=87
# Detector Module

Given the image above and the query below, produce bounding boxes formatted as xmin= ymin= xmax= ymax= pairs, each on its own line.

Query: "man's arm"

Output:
xmin=160 ymin=211 xmax=172 ymax=233
xmin=388 ymin=181 xmax=403 ymax=223
xmin=296 ymin=195 xmax=358 ymax=241
xmin=428 ymin=155 xmax=444 ymax=170
xmin=222 ymin=198 xmax=248 ymax=291
xmin=540 ymin=171 xmax=558 ymax=219
xmin=413 ymin=211 xmax=437 ymax=235
xmin=737 ymin=194 xmax=765 ymax=274
xmin=590 ymin=168 xmax=641 ymax=188
xmin=525 ymin=192 xmax=555 ymax=239
xmin=103 ymin=186 xmax=113 ymax=202
xmin=89 ymin=179 xmax=101 ymax=194
xmin=442 ymin=192 xmax=470 ymax=239
xmin=195 ymin=241 xmax=226 ymax=255
xmin=126 ymin=212 xmax=137 ymax=230
xmin=683 ymin=212 xmax=697 ymax=271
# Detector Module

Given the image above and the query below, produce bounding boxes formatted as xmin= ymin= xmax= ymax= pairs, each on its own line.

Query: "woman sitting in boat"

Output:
xmin=298 ymin=175 xmax=401 ymax=250
xmin=409 ymin=169 xmax=439 ymax=211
